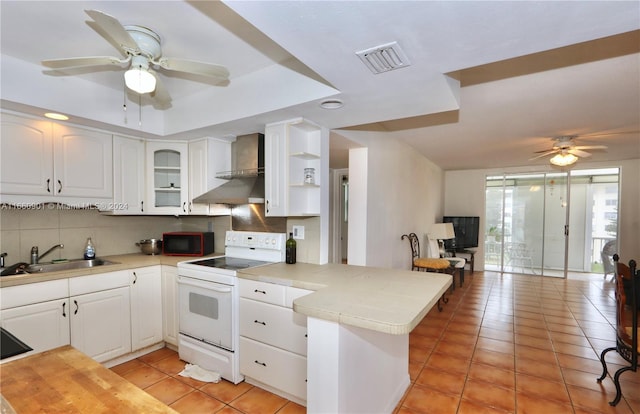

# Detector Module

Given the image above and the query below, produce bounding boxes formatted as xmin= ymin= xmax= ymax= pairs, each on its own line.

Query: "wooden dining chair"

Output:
xmin=401 ymin=233 xmax=452 ymax=311
xmin=597 ymin=254 xmax=638 ymax=406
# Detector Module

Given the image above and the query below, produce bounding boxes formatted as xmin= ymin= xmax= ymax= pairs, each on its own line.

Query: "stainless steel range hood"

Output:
xmin=193 ymin=133 xmax=265 ymax=205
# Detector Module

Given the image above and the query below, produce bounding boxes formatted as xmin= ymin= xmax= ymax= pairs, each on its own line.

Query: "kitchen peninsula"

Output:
xmin=239 ymin=262 xmax=451 ymax=413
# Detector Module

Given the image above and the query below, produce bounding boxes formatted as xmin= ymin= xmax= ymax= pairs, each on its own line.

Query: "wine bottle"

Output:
xmin=286 ymin=232 xmax=297 ymax=264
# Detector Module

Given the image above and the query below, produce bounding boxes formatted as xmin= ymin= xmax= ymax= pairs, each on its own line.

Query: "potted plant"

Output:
xmin=487 ymin=226 xmax=502 ymax=242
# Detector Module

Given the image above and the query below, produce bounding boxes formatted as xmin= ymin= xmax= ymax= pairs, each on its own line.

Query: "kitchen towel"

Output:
xmin=179 ymin=363 xmax=221 ymax=383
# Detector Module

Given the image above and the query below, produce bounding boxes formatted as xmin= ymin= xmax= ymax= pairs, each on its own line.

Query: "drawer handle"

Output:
xmin=254 ymin=289 xmax=267 ymax=294
xmin=254 ymin=320 xmax=266 ymax=326
xmin=254 ymin=360 xmax=267 ymax=367
xmin=74 ymin=300 xmax=79 ymax=315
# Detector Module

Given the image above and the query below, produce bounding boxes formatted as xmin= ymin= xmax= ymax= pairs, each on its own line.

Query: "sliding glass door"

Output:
xmin=485 ymin=168 xmax=619 ymax=278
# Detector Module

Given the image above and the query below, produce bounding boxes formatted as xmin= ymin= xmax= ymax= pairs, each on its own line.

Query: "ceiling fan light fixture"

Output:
xmin=550 ymin=152 xmax=578 ymax=167
xmin=124 ymin=66 xmax=156 ymax=94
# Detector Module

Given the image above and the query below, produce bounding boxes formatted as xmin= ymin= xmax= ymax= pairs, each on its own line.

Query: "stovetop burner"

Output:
xmin=189 ymin=256 xmax=271 ymax=271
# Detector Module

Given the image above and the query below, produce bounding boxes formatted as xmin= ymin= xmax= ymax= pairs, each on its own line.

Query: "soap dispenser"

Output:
xmin=84 ymin=238 xmax=95 ymax=260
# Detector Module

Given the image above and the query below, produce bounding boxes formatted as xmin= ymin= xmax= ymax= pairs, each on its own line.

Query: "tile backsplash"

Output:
xmin=0 ymin=205 xmax=231 ymax=264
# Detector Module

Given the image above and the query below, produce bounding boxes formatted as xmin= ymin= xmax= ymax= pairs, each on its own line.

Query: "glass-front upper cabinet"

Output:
xmin=145 ymin=141 xmax=188 ymax=214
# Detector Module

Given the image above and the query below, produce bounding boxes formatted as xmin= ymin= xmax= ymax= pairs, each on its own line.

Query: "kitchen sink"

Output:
xmin=1 ymin=259 xmax=119 ymax=276
xmin=26 ymin=259 xmax=118 ymax=273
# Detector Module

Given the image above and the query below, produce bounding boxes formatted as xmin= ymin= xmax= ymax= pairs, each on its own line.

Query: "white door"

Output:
xmin=162 ymin=266 xmax=179 ymax=346
xmin=0 ymin=113 xmax=53 ymax=195
xmin=53 ymin=123 xmax=113 ymax=198
xmin=1 ymin=299 xmax=70 ymax=355
xmin=188 ymin=139 xmax=210 ymax=215
xmin=145 ymin=141 xmax=189 ymax=214
xmin=112 ymin=135 xmax=145 ymax=214
xmin=130 ymin=267 xmax=163 ymax=351
xmin=177 ymin=276 xmax=233 ymax=350
xmin=264 ymin=122 xmax=287 ymax=216
xmin=70 ymin=287 xmax=131 ymax=362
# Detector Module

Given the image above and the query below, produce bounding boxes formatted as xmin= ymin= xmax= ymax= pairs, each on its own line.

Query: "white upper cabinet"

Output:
xmin=0 ymin=113 xmax=113 ymax=203
xmin=52 ymin=123 xmax=113 ymax=198
xmin=1 ymin=113 xmax=53 ymax=196
xmin=265 ymin=118 xmax=327 ymax=217
xmin=107 ymin=135 xmax=145 ymax=214
xmin=145 ymin=140 xmax=189 ymax=215
xmin=188 ymin=138 xmax=231 ymax=215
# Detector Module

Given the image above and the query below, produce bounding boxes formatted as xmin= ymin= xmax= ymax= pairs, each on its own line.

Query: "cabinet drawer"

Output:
xmin=69 ymin=270 xmax=129 ymax=296
xmin=239 ymin=279 xmax=285 ymax=306
xmin=240 ymin=298 xmax=307 ymax=356
xmin=1 ymin=279 xmax=68 ymax=309
xmin=240 ymin=336 xmax=307 ymax=401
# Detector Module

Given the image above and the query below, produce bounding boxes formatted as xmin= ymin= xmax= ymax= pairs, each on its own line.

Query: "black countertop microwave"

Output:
xmin=162 ymin=232 xmax=214 ymax=256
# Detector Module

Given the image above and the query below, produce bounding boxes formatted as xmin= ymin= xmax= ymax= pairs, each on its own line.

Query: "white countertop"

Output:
xmin=239 ymin=262 xmax=451 ymax=335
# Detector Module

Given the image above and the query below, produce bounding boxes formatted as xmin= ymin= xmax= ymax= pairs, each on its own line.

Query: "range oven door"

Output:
xmin=177 ymin=276 xmax=233 ymax=351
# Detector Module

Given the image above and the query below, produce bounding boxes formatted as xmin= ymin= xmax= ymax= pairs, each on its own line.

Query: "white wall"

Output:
xmin=444 ymin=159 xmax=640 ymax=271
xmin=342 ymin=131 xmax=444 ymax=269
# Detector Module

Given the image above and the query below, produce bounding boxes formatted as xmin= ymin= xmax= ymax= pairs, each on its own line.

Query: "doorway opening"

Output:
xmin=484 ymin=167 xmax=619 ymax=278
xmin=330 ymin=169 xmax=349 ymax=264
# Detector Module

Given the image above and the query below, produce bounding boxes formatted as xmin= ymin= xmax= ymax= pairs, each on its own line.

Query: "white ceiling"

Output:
xmin=1 ymin=1 xmax=638 ymax=171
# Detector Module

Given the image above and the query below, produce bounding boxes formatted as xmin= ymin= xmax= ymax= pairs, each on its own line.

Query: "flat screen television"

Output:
xmin=443 ymin=216 xmax=479 ymax=250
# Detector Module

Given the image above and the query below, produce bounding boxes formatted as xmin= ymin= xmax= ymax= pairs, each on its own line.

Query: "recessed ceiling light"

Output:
xmin=44 ymin=112 xmax=69 ymax=121
xmin=320 ymin=99 xmax=343 ymax=110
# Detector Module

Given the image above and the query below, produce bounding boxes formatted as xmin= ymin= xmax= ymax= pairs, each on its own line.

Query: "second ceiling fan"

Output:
xmin=529 ymin=135 xmax=608 ymax=167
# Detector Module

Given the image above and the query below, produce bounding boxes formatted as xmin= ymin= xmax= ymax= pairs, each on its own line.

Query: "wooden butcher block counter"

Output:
xmin=0 ymin=346 xmax=176 ymax=414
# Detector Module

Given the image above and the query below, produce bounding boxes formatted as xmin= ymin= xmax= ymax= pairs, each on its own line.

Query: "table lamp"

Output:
xmin=429 ymin=223 xmax=456 ymax=256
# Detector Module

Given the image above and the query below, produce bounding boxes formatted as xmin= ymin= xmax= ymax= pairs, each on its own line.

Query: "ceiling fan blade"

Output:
xmin=148 ymin=70 xmax=172 ymax=106
xmin=156 ymin=57 xmax=230 ymax=79
xmin=534 ymin=148 xmax=556 ymax=154
xmin=580 ymin=130 xmax=640 ymax=138
xmin=529 ymin=150 xmax=558 ymax=161
xmin=85 ymin=9 xmax=140 ymax=55
xmin=573 ymin=145 xmax=608 ymax=150
xmin=568 ymin=148 xmax=591 ymax=158
xmin=42 ymin=56 xmax=129 ymax=69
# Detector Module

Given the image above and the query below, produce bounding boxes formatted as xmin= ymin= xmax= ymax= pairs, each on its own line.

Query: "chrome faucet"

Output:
xmin=30 ymin=244 xmax=64 ymax=264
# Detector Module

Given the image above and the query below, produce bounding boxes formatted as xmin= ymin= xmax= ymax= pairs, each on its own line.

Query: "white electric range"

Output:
xmin=176 ymin=230 xmax=286 ymax=384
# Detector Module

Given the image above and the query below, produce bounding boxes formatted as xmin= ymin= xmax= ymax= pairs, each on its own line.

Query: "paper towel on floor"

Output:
xmin=179 ymin=363 xmax=221 ymax=383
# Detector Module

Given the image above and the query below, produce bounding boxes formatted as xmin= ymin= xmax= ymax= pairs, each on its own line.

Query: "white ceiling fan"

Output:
xmin=529 ymin=135 xmax=608 ymax=167
xmin=41 ymin=9 xmax=230 ymax=106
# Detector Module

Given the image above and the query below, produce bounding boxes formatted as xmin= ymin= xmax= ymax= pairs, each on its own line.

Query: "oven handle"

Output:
xmin=177 ymin=276 xmax=233 ymax=293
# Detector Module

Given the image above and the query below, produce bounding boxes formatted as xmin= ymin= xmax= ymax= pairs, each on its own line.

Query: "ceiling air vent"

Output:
xmin=356 ymin=41 xmax=411 ymax=74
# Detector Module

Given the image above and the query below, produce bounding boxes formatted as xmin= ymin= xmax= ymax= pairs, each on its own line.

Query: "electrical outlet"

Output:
xmin=292 ymin=225 xmax=305 ymax=240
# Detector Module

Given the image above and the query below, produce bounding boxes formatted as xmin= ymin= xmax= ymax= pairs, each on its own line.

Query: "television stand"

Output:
xmin=447 ymin=248 xmax=476 ymax=274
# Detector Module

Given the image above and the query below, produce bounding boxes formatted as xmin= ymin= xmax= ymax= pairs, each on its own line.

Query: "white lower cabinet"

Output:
xmin=130 ymin=266 xmax=163 ymax=351
xmin=0 ymin=279 xmax=70 ymax=359
xmin=240 ymin=337 xmax=307 ymax=400
xmin=161 ymin=265 xmax=178 ymax=346
xmin=70 ymin=286 xmax=131 ymax=362
xmin=69 ymin=270 xmax=131 ymax=363
xmin=238 ymin=279 xmax=312 ymax=404
xmin=1 ymin=298 xmax=70 ymax=356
